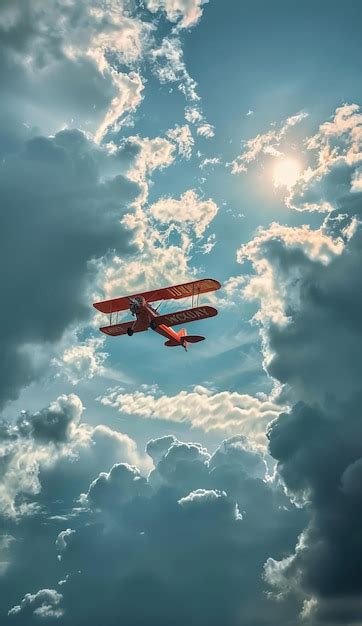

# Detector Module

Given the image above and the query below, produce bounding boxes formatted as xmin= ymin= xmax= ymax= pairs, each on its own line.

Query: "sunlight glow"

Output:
xmin=273 ymin=157 xmax=301 ymax=189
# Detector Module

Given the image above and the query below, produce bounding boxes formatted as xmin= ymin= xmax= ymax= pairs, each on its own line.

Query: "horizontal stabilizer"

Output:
xmin=164 ymin=335 xmax=205 ymax=347
xmin=93 ymin=279 xmax=221 ymax=314
xmin=154 ymin=305 xmax=217 ymax=328
xmin=164 ymin=339 xmax=181 ymax=347
xmin=182 ymin=335 xmax=205 ymax=344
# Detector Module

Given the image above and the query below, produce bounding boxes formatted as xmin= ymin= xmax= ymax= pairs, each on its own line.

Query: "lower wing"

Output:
xmin=99 ymin=320 xmax=148 ymax=337
xmin=154 ymin=305 xmax=217 ymax=327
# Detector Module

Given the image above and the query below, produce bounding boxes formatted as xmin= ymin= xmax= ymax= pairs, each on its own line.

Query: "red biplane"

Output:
xmin=93 ymin=278 xmax=221 ymax=351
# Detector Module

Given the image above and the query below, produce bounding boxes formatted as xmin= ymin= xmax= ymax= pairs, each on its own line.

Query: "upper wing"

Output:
xmin=154 ymin=305 xmax=218 ymax=327
xmin=99 ymin=320 xmax=148 ymax=337
xmin=93 ymin=278 xmax=221 ymax=314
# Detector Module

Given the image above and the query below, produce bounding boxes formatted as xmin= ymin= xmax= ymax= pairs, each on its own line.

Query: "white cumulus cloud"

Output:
xmin=99 ymin=385 xmax=285 ymax=448
xmin=149 ymin=189 xmax=218 ymax=236
xmin=146 ymin=0 xmax=209 ymax=29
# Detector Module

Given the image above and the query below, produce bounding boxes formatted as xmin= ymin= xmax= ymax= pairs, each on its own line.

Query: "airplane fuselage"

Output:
xmin=130 ymin=296 xmax=186 ymax=347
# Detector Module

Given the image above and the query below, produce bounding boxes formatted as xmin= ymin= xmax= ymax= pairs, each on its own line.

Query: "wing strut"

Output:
xmin=191 ymin=282 xmax=201 ymax=308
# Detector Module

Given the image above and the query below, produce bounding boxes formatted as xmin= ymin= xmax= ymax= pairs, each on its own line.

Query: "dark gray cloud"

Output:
xmin=0 ymin=0 xmax=148 ymax=138
xmin=0 ymin=394 xmax=149 ymax=621
xmin=0 ymin=394 xmax=144 ymax=516
xmin=290 ymin=159 xmax=362 ymax=217
xmin=0 ymin=415 xmax=305 ymax=626
xmin=266 ymin=395 xmax=362 ymax=624
xmin=0 ymin=0 xmax=155 ymax=407
xmin=148 ymin=439 xmax=211 ymax=490
xmin=47 ymin=435 xmax=301 ymax=626
xmin=242 ymin=196 xmax=362 ymax=621
xmin=0 ymin=128 xmax=140 ymax=406
xmin=265 ymin=230 xmax=362 ymax=623
xmin=231 ymin=102 xmax=362 ymax=621
xmin=146 ymin=434 xmax=176 ymax=463
xmin=267 ymin=227 xmax=362 ymax=405
xmin=17 ymin=394 xmax=83 ymax=444
xmin=86 ymin=462 xmax=151 ymax=512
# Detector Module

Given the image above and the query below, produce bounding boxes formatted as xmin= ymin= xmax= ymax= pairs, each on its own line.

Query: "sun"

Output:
xmin=273 ymin=157 xmax=301 ymax=189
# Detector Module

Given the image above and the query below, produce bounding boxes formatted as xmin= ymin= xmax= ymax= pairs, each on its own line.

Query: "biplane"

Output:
xmin=93 ymin=278 xmax=221 ymax=351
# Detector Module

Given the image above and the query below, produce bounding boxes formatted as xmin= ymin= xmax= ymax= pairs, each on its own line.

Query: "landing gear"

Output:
xmin=150 ymin=320 xmax=157 ymax=330
xmin=127 ymin=327 xmax=134 ymax=336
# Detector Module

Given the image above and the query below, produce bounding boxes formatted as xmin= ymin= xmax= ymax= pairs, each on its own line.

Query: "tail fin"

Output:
xmin=164 ymin=330 xmax=187 ymax=348
xmin=178 ymin=328 xmax=188 ymax=351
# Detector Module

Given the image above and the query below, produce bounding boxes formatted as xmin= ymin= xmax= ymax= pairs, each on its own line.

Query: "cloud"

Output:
xmin=351 ymin=167 xmax=362 ymax=192
xmin=124 ymin=134 xmax=176 ymax=186
xmin=237 ymin=107 xmax=362 ymax=622
xmin=185 ymin=106 xmax=203 ymax=124
xmin=149 ymin=36 xmax=200 ymax=101
xmin=96 ymin=183 xmax=197 ymax=301
xmin=149 ymin=189 xmax=218 ymax=236
xmin=98 ymin=229 xmax=193 ymax=302
xmin=18 ymin=394 xmax=84 ymax=445
xmin=265 ymin=391 xmax=362 ymax=623
xmin=4 ymin=431 xmax=304 ymax=625
xmin=0 ymin=0 xmax=209 ymax=407
xmin=167 ymin=124 xmax=194 ymax=159
xmin=85 ymin=463 xmax=151 ymax=513
xmin=94 ymin=71 xmax=144 ymax=143
xmin=99 ymin=385 xmax=284 ymax=447
xmin=184 ymin=105 xmax=215 ymax=139
xmin=196 ymin=123 xmax=215 ymax=138
xmin=308 ymin=103 xmax=362 ymax=147
xmin=8 ymin=588 xmax=64 ymax=621
xmin=0 ymin=394 xmax=147 ymax=519
xmin=146 ymin=0 xmax=209 ymax=29
xmin=0 ymin=0 xmax=151 ymax=140
xmin=0 ymin=128 xmax=141 ymax=407
xmin=265 ymin=230 xmax=362 ymax=404
xmin=52 ymin=338 xmax=108 ymax=386
xmin=237 ymin=222 xmax=344 ymax=326
xmin=287 ymin=104 xmax=362 ymax=213
xmin=178 ymin=488 xmax=243 ymax=522
xmin=0 ymin=394 xmax=86 ymax=518
xmin=199 ymin=156 xmax=221 ymax=169
xmin=148 ymin=437 xmax=211 ymax=489
xmin=96 ymin=165 xmax=220 ymax=302
xmin=0 ymin=397 xmax=152 ymax=621
xmin=230 ymin=112 xmax=308 ymax=174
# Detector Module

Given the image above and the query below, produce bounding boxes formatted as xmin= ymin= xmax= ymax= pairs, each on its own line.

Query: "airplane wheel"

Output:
xmin=127 ymin=327 xmax=134 ymax=336
xmin=150 ymin=321 xmax=157 ymax=330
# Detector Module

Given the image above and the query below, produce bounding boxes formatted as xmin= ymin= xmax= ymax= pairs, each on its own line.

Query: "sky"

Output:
xmin=1 ymin=1 xmax=362 ymax=624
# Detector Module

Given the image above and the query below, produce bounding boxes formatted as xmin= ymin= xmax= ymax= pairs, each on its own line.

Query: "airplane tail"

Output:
xmin=164 ymin=328 xmax=205 ymax=351
xmin=182 ymin=335 xmax=205 ymax=343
